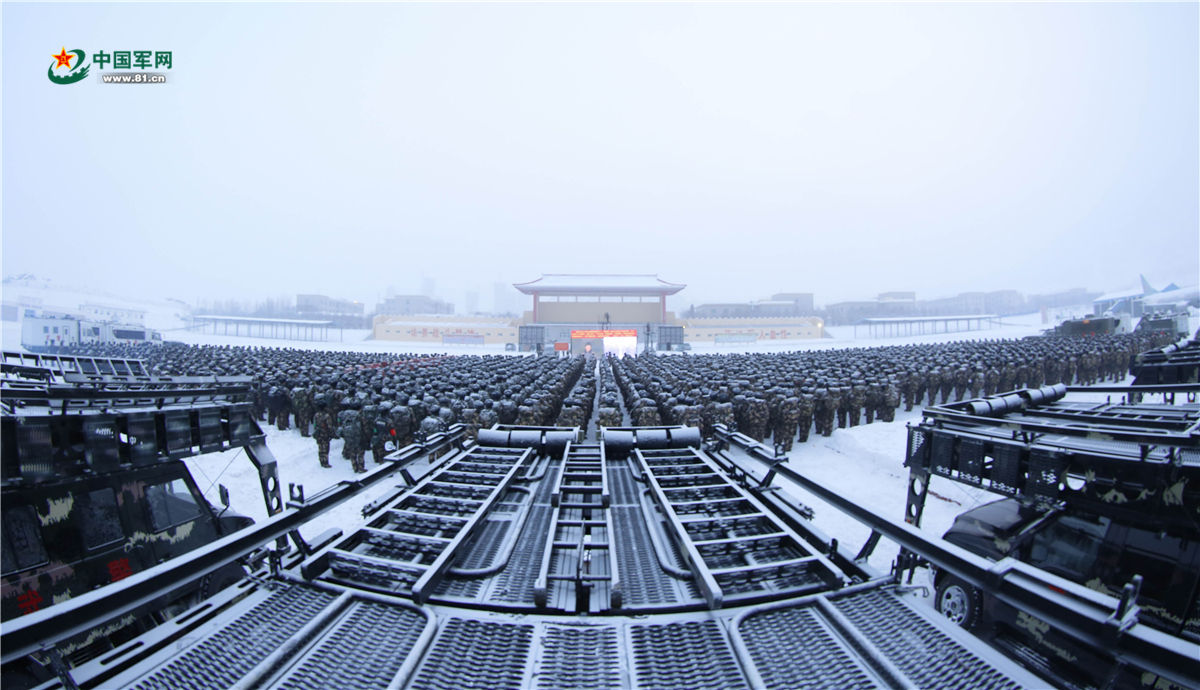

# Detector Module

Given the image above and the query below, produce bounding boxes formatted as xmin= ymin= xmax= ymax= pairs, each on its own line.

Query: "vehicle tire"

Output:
xmin=935 ymin=575 xmax=981 ymax=630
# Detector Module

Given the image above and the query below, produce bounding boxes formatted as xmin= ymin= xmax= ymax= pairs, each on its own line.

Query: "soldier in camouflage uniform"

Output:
xmin=388 ymin=400 xmax=413 ymax=448
xmin=461 ymin=404 xmax=482 ymax=442
xmin=797 ymin=391 xmax=814 ymax=443
xmin=939 ymin=368 xmax=954 ymax=404
xmin=596 ymin=406 xmax=623 ymax=436
xmin=902 ymin=371 xmax=919 ymax=412
xmin=312 ymin=395 xmax=335 ymax=468
xmin=878 ymin=380 xmax=900 ymax=422
xmin=370 ymin=401 xmax=391 ymax=463
xmin=984 ymin=365 xmax=1000 ymax=397
xmin=251 ymin=378 xmax=266 ymax=421
xmin=292 ymin=386 xmax=312 ymax=438
xmin=847 ymin=382 xmax=865 ymax=428
xmin=968 ymin=367 xmax=983 ymax=400
xmin=715 ymin=396 xmax=735 ymax=433
xmin=923 ymin=368 xmax=939 ymax=407
xmin=745 ymin=395 xmax=769 ymax=441
xmin=338 ymin=402 xmax=365 ymax=473
xmin=480 ymin=401 xmax=500 ymax=434
xmin=701 ymin=398 xmax=718 ymax=437
xmin=863 ymin=381 xmax=879 ymax=424
xmin=836 ymin=385 xmax=851 ymax=429
xmin=776 ymin=396 xmax=800 ymax=452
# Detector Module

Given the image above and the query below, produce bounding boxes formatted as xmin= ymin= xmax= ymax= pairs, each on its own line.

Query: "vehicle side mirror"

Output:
xmin=219 ymin=484 xmax=231 ymax=508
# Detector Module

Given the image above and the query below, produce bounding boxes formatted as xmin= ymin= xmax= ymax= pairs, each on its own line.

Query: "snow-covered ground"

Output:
xmin=6 ymin=280 xmax=1195 ymax=606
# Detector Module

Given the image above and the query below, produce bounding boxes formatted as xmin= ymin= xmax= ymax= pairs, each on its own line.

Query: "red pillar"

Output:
xmin=532 ymin=292 xmax=538 ymax=322
xmin=660 ymin=294 xmax=666 ymax=322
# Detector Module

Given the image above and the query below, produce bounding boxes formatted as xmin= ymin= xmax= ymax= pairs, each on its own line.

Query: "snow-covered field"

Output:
xmin=6 ymin=280 xmax=1195 ymax=606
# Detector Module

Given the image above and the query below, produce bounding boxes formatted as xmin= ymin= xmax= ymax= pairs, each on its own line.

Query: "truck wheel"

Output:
xmin=935 ymin=575 xmax=981 ymax=630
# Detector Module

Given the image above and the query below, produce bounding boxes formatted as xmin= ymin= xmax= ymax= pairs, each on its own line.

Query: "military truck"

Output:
xmin=1134 ymin=311 xmax=1191 ymax=338
xmin=1051 ymin=314 xmax=1132 ymax=337
xmin=0 ymin=351 xmax=285 ymax=687
xmin=903 ymin=383 xmax=1200 ymax=690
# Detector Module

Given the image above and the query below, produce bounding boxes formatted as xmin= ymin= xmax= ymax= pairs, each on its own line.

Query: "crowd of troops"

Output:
xmin=66 ymin=328 xmax=1177 ymax=467
xmin=591 ymin=330 xmax=1175 ymax=452
xmin=65 ymin=341 xmax=588 ymax=473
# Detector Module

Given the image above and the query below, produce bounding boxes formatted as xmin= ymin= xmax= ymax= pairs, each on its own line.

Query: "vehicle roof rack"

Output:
xmin=1129 ymin=337 xmax=1200 ymax=386
xmin=1 ymin=350 xmax=253 ymax=414
xmin=904 ymin=383 xmax=1200 ymax=531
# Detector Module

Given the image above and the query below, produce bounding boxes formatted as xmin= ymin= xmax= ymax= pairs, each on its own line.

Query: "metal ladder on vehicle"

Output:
xmin=634 ymin=446 xmax=844 ymax=610
xmin=535 ymin=440 xmax=621 ymax=612
xmin=312 ymin=446 xmax=532 ymax=603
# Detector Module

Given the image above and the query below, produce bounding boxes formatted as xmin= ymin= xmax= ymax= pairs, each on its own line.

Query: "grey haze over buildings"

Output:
xmin=4 ymin=3 xmax=1197 ymax=315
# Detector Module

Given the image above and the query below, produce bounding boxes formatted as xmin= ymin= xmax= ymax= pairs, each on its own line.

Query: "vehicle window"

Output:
xmin=1 ymin=505 xmax=49 ymax=575
xmin=78 ymin=488 xmax=124 ymax=549
xmin=1027 ymin=514 xmax=1110 ymax=582
xmin=145 ymin=479 xmax=203 ymax=532
xmin=1106 ymin=529 xmax=1195 ymax=631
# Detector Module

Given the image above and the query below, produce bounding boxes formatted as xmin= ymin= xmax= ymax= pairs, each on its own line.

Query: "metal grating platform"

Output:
xmin=43 ymin=427 xmax=1068 ymax=690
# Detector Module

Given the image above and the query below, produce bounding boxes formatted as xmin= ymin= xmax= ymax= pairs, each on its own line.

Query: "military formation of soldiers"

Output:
xmin=66 ymin=342 xmax=593 ymax=472
xmin=67 ymin=328 xmax=1177 ymax=465
xmin=587 ymin=330 xmax=1178 ymax=453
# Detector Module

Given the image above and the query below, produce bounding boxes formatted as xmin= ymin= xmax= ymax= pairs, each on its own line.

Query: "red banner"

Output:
xmin=571 ymin=329 xmax=636 ymax=339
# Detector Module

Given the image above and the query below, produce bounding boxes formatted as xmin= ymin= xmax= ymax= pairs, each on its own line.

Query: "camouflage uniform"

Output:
xmin=745 ymin=396 xmax=769 ymax=441
xmin=312 ymin=406 xmax=335 ymax=468
xmin=292 ymin=387 xmax=312 ymax=437
xmin=847 ymin=384 xmax=865 ymax=428
xmin=388 ymin=403 xmax=413 ymax=448
xmin=776 ymin=397 xmax=800 ymax=452
xmin=797 ymin=393 xmax=814 ymax=443
xmin=461 ymin=406 xmax=481 ymax=442
xmin=338 ymin=408 xmax=365 ymax=473
xmin=878 ymin=382 xmax=900 ymax=422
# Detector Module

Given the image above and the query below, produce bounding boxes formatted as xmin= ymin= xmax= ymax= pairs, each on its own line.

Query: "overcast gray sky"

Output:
xmin=5 ymin=2 xmax=1198 ymax=313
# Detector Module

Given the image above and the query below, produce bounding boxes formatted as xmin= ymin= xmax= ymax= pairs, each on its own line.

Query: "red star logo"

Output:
xmin=52 ymin=47 xmax=74 ymax=70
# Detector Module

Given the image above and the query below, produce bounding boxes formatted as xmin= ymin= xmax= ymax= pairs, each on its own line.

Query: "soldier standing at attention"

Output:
xmin=312 ymin=395 xmax=335 ymax=468
xmin=292 ymin=386 xmax=312 ymax=437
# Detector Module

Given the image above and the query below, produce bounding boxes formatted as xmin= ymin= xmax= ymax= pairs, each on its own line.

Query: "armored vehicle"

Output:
xmin=1052 ymin=314 xmax=1132 ymax=337
xmin=904 ymin=382 xmax=1200 ymax=690
xmin=5 ymin=421 xmax=1195 ymax=690
xmin=0 ymin=351 xmax=284 ymax=687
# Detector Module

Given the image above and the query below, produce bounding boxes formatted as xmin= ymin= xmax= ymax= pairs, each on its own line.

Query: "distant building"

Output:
xmin=824 ymin=301 xmax=881 ymax=325
xmin=296 ymin=294 xmax=364 ymax=315
xmin=825 ymin=289 xmax=1028 ymax=324
xmin=680 ymin=316 xmax=824 ymax=343
xmin=376 ymin=295 xmax=455 ymax=316
xmin=79 ymin=302 xmax=146 ymax=324
xmin=770 ymin=293 xmax=816 ymax=314
xmin=515 ymin=274 xmax=685 ymax=326
xmin=984 ymin=290 xmax=1025 ymax=315
xmin=694 ymin=303 xmax=754 ymax=318
xmin=924 ymin=292 xmax=986 ymax=316
xmin=373 ymin=314 xmax=516 ymax=344
xmin=1027 ymin=288 xmax=1101 ymax=311
xmin=695 ymin=292 xmax=815 ymax=318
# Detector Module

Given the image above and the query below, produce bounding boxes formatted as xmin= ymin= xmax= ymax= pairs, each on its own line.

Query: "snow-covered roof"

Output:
xmin=1094 ymin=287 xmax=1143 ymax=302
xmin=192 ymin=315 xmax=342 ymax=326
xmin=514 ymin=274 xmax=685 ymax=295
xmin=378 ymin=322 xmax=516 ymax=330
xmin=855 ymin=315 xmax=999 ymax=323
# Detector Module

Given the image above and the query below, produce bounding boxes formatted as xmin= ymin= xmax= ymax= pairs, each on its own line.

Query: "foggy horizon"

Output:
xmin=5 ymin=3 xmax=1198 ymax=315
